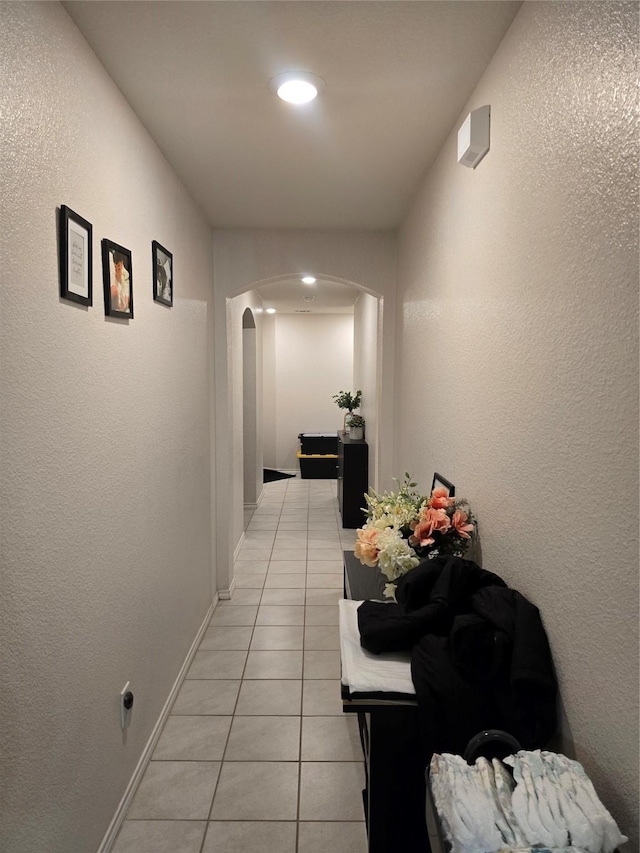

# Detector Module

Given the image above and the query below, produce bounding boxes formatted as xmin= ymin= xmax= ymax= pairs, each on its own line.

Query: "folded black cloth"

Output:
xmin=355 ymin=599 xmax=447 ymax=654
xmin=449 ymin=613 xmax=509 ymax=683
xmin=471 ymin=585 xmax=557 ymax=748
xmin=394 ymin=558 xmax=444 ymax=610
xmin=412 ymin=586 xmax=557 ymax=756
xmin=356 ymin=556 xmax=557 ymax=757
xmin=357 ymin=556 xmax=505 ymax=654
xmin=396 ymin=555 xmax=506 ymax=613
xmin=471 ymin=585 xmax=556 ymax=691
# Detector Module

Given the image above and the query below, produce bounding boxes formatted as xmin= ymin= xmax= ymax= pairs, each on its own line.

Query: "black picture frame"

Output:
xmin=152 ymin=240 xmax=173 ymax=307
xmin=59 ymin=205 xmax=92 ymax=306
xmin=102 ymin=239 xmax=133 ymax=319
xmin=432 ymin=472 xmax=455 ymax=497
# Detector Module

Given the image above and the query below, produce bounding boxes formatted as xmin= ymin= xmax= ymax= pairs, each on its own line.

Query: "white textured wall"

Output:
xmin=262 ymin=314 xmax=277 ymax=469
xmin=227 ymin=292 xmax=265 ymax=558
xmin=397 ymin=1 xmax=638 ymax=843
xmin=242 ymin=316 xmax=259 ymax=506
xmin=354 ymin=291 xmax=380 ymax=487
xmin=0 ymin=4 xmax=214 ymax=851
xmin=274 ymin=314 xmax=354 ymax=470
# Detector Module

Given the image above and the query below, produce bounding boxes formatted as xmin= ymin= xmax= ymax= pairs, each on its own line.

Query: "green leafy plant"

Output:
xmin=349 ymin=414 xmax=365 ymax=428
xmin=332 ymin=390 xmax=362 ymax=412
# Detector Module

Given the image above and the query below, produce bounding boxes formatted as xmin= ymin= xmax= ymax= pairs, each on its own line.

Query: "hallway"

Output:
xmin=112 ymin=477 xmax=366 ymax=853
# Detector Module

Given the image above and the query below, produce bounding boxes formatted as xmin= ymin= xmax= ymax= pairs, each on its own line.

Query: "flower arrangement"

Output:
xmin=354 ymin=473 xmax=475 ymax=598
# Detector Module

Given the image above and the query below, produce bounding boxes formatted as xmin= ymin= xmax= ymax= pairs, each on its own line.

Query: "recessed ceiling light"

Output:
xmin=265 ymin=308 xmax=276 ymax=314
xmin=269 ymin=72 xmax=325 ymax=105
xmin=301 ymin=276 xmax=316 ymax=284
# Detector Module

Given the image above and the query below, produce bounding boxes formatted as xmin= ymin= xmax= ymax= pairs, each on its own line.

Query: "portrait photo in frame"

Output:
xmin=432 ymin=472 xmax=455 ymax=497
xmin=102 ymin=239 xmax=133 ymax=319
xmin=59 ymin=205 xmax=92 ymax=306
xmin=152 ymin=240 xmax=173 ymax=307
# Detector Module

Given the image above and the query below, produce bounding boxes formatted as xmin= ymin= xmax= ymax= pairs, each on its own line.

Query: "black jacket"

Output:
xmin=357 ymin=556 xmax=557 ymax=758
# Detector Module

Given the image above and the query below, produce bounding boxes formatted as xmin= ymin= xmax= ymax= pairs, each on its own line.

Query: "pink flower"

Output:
xmin=409 ymin=529 xmax=435 ymax=548
xmin=426 ymin=507 xmax=451 ymax=533
xmin=451 ymin=509 xmax=474 ymax=539
xmin=355 ymin=527 xmax=380 ymax=566
xmin=429 ymin=487 xmax=455 ymax=509
xmin=411 ymin=507 xmax=450 ymax=547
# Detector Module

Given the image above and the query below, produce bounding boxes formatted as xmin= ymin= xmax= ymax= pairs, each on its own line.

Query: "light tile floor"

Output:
xmin=113 ymin=476 xmax=367 ymax=853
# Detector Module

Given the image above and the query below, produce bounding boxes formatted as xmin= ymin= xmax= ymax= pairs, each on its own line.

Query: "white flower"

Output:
xmin=376 ymin=529 xmax=420 ymax=582
xmin=384 ymin=583 xmax=398 ymax=600
xmin=371 ymin=515 xmax=395 ymax=531
xmin=364 ymin=479 xmax=426 ymax=531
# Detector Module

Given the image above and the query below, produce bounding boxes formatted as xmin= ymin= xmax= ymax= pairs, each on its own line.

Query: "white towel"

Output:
xmin=338 ymin=598 xmax=415 ymax=696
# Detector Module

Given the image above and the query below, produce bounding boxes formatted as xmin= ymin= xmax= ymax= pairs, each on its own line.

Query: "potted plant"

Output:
xmin=348 ymin=414 xmax=365 ymax=440
xmin=333 ymin=389 xmax=362 ymax=431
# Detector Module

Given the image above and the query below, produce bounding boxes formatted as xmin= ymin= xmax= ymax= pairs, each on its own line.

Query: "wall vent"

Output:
xmin=295 ymin=309 xmax=312 ymax=313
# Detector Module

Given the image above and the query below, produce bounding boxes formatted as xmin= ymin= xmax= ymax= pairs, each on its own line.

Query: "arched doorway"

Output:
xmin=211 ymin=230 xmax=398 ymax=600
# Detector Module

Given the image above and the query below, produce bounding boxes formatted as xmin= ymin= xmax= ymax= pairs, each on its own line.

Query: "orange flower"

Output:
xmin=451 ymin=509 xmax=474 ymax=539
xmin=429 ymin=487 xmax=455 ymax=509
xmin=409 ymin=528 xmax=435 ymax=548
xmin=411 ymin=506 xmax=450 ymax=546
xmin=426 ymin=507 xmax=451 ymax=533
xmin=355 ymin=527 xmax=380 ymax=567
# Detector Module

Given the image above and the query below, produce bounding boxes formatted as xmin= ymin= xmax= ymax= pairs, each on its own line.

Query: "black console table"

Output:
xmin=341 ymin=551 xmax=430 ymax=853
xmin=337 ymin=432 xmax=368 ymax=528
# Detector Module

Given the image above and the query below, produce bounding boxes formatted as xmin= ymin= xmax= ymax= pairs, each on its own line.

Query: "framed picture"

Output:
xmin=102 ymin=239 xmax=133 ymax=319
xmin=59 ymin=205 xmax=92 ymax=306
xmin=152 ymin=240 xmax=173 ymax=307
xmin=432 ymin=472 xmax=455 ymax=497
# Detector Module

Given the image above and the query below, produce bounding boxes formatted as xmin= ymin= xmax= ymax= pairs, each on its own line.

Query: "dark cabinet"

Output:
xmin=342 ymin=552 xmax=430 ymax=853
xmin=337 ymin=432 xmax=368 ymax=528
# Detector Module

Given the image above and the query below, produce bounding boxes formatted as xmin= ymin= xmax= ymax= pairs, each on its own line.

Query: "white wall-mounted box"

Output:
xmin=457 ymin=105 xmax=491 ymax=168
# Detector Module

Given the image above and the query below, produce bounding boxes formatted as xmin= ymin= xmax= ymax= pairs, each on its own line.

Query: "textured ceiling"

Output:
xmin=63 ymin=0 xmax=521 ymax=232
xmin=63 ymin=0 xmax=521 ymax=313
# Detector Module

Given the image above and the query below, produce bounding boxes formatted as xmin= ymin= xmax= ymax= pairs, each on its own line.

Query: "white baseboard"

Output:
xmin=244 ymin=487 xmax=266 ymax=512
xmin=233 ymin=531 xmax=245 ymax=562
xmin=218 ymin=576 xmax=236 ymax=600
xmin=97 ymin=596 xmax=217 ymax=852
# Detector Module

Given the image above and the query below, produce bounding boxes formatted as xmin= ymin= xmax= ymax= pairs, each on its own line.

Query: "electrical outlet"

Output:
xmin=120 ymin=682 xmax=133 ymax=729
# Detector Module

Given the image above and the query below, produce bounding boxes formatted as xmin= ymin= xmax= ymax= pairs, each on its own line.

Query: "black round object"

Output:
xmin=463 ymin=729 xmax=520 ymax=764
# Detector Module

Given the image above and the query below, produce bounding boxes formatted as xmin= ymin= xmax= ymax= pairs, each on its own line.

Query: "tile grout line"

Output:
xmin=295 ymin=482 xmax=306 ymax=849
xmin=199 ymin=486 xmax=289 ymax=852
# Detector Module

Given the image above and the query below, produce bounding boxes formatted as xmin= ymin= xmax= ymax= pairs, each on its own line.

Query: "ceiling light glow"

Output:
xmin=269 ymin=72 xmax=325 ymax=105
xmin=278 ymin=80 xmax=317 ymax=104
xmin=301 ymin=276 xmax=316 ymax=284
xmin=265 ymin=308 xmax=276 ymax=314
